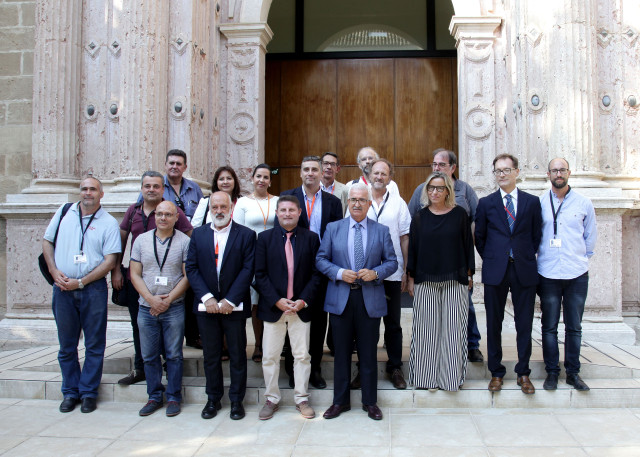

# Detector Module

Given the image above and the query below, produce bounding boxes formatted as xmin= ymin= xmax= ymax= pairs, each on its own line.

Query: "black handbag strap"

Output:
xmin=52 ymin=203 xmax=73 ymax=248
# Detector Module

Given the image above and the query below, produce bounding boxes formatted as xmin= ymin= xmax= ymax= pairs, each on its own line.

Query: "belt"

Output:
xmin=350 ymin=283 xmax=362 ymax=290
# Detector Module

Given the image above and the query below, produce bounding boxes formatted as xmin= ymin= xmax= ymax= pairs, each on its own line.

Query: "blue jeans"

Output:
xmin=539 ymin=273 xmax=589 ymax=375
xmin=467 ymin=288 xmax=481 ymax=350
xmin=138 ymin=303 xmax=185 ymax=402
xmin=52 ymin=279 xmax=108 ymax=399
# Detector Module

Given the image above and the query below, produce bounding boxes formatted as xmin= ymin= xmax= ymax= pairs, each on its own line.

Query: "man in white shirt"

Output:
xmin=345 ymin=147 xmax=400 ymax=197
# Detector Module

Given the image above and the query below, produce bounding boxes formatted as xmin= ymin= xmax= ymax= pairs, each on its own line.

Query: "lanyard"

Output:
xmin=168 ymin=181 xmax=184 ymax=208
xmin=153 ymin=229 xmax=174 ymax=273
xmin=305 ymin=193 xmax=317 ymax=222
xmin=140 ymin=209 xmax=150 ymax=232
xmin=78 ymin=204 xmax=99 ymax=254
xmin=362 ymin=176 xmax=368 ymax=185
xmin=549 ymin=187 xmax=570 ymax=238
xmin=372 ymin=192 xmax=390 ymax=221
xmin=254 ymin=193 xmax=271 ymax=229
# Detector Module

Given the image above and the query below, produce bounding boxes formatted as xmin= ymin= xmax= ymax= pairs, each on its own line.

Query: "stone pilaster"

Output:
xmin=219 ymin=23 xmax=273 ymax=190
xmin=31 ymin=0 xmax=83 ymax=181
xmin=449 ymin=16 xmax=502 ymax=195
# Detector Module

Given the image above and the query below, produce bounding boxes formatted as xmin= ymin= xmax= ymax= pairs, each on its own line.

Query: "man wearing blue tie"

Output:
xmin=475 ymin=154 xmax=542 ymax=394
xmin=316 ymin=183 xmax=397 ymax=420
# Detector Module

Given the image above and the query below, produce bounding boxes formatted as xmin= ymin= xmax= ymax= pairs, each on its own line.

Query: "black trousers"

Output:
xmin=197 ymin=313 xmax=247 ymax=403
xmin=484 ymin=262 xmax=536 ymax=378
xmin=331 ymin=288 xmax=380 ymax=406
xmin=383 ymin=280 xmax=403 ymax=372
xmin=183 ymin=288 xmax=200 ymax=343
xmin=123 ymin=281 xmax=143 ymax=372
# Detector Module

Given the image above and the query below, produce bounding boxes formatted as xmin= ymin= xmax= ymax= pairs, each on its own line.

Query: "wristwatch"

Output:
xmin=77 ymin=279 xmax=85 ymax=289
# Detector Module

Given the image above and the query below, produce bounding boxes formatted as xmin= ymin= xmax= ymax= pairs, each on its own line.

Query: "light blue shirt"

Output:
xmin=537 ymin=188 xmax=597 ymax=279
xmin=44 ymin=203 xmax=121 ymax=279
xmin=302 ymin=186 xmax=323 ymax=236
xmin=336 ymin=216 xmax=369 ymax=280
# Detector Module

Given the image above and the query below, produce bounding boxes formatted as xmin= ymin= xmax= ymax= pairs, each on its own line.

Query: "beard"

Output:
xmin=551 ymin=178 xmax=567 ymax=189
xmin=362 ymin=164 xmax=372 ymax=176
xmin=213 ymin=213 xmax=231 ymax=228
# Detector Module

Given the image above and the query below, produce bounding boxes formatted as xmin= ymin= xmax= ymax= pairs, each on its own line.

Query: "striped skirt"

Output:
xmin=409 ymin=280 xmax=469 ymax=391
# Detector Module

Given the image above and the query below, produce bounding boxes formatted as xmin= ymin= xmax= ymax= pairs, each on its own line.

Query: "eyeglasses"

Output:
xmin=430 ymin=162 xmax=449 ymax=169
xmin=348 ymin=198 xmax=369 ymax=205
xmin=426 ymin=185 xmax=447 ymax=194
xmin=549 ymin=168 xmax=569 ymax=175
xmin=322 ymin=161 xmax=338 ymax=168
xmin=493 ymin=168 xmax=514 ymax=176
xmin=155 ymin=212 xmax=176 ymax=219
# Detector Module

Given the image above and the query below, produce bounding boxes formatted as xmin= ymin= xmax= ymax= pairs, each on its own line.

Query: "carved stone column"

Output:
xmin=31 ymin=0 xmax=83 ymax=183
xmin=219 ymin=23 xmax=273 ymax=189
xmin=449 ymin=17 xmax=502 ymax=195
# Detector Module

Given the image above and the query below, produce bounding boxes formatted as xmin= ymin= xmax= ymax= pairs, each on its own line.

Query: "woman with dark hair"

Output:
xmin=192 ymin=166 xmax=243 ymax=227
xmin=233 ymin=164 xmax=279 ymax=362
xmin=407 ymin=171 xmax=475 ymax=391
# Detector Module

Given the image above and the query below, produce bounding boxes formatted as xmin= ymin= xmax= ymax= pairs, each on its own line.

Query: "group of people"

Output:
xmin=42 ymin=146 xmax=597 ymax=421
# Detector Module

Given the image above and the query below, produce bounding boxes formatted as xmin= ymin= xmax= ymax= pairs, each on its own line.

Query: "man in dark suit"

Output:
xmin=475 ymin=153 xmax=542 ymax=394
xmin=276 ymin=155 xmax=344 ymax=389
xmin=254 ymin=195 xmax=323 ymax=420
xmin=185 ymin=191 xmax=255 ymax=420
xmin=316 ymin=183 xmax=397 ymax=420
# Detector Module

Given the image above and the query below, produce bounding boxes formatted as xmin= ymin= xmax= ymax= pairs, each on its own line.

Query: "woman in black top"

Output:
xmin=407 ymin=171 xmax=475 ymax=391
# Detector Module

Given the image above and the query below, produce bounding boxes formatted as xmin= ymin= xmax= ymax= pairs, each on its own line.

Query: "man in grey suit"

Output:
xmin=320 ymin=152 xmax=348 ymax=212
xmin=316 ymin=183 xmax=397 ymax=421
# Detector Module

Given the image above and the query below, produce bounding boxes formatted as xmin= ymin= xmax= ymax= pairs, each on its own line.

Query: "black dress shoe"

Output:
xmin=201 ymin=400 xmax=222 ymax=419
xmin=118 ymin=370 xmax=145 ymax=385
xmin=350 ymin=370 xmax=361 ymax=390
xmin=230 ymin=401 xmax=245 ymax=420
xmin=567 ymin=374 xmax=590 ymax=391
xmin=80 ymin=397 xmax=97 ymax=413
xmin=186 ymin=338 xmax=203 ymax=349
xmin=309 ymin=370 xmax=327 ymax=389
xmin=468 ymin=348 xmax=484 ymax=363
xmin=543 ymin=373 xmax=559 ymax=391
xmin=362 ymin=404 xmax=383 ymax=420
xmin=389 ymin=369 xmax=407 ymax=390
xmin=59 ymin=397 xmax=79 ymax=413
xmin=289 ymin=375 xmax=295 ymax=388
xmin=323 ymin=404 xmax=351 ymax=419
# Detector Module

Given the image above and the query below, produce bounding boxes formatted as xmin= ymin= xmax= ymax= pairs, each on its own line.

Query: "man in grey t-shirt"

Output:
xmin=130 ymin=201 xmax=191 ymax=417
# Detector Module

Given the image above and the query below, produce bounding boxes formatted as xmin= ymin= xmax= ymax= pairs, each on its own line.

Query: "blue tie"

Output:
xmin=505 ymin=194 xmax=515 ymax=257
xmin=354 ymin=223 xmax=364 ymax=272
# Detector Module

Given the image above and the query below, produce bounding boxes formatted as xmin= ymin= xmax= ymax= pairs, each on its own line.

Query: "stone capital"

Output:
xmin=449 ymin=16 xmax=502 ymax=44
xmin=219 ymin=22 xmax=274 ymax=50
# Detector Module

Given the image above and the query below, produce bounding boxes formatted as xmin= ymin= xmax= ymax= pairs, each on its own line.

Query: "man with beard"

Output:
xmin=186 ymin=191 xmax=255 ymax=420
xmin=538 ymin=158 xmax=597 ymax=392
xmin=345 ymin=147 xmax=399 ymax=197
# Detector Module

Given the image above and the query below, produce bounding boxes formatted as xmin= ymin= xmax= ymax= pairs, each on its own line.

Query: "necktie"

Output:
xmin=354 ymin=223 xmax=364 ymax=272
xmin=215 ymin=241 xmax=219 ymax=267
xmin=505 ymin=194 xmax=515 ymax=257
xmin=285 ymin=232 xmax=294 ymax=299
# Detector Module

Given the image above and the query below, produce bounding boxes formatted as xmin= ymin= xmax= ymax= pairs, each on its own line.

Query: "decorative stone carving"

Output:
xmin=622 ymin=26 xmax=638 ymax=47
xmin=171 ymin=35 xmax=188 ymax=55
xmin=526 ymin=26 xmax=542 ymax=47
xmin=597 ymin=28 xmax=613 ymax=47
xmin=230 ymin=112 xmax=256 ymax=144
xmin=108 ymin=39 xmax=121 ymax=57
xmin=465 ymin=107 xmax=494 ymax=139
xmin=85 ymin=40 xmax=100 ymax=58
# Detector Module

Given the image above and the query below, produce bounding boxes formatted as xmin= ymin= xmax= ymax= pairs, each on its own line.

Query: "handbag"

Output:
xmin=38 ymin=203 xmax=73 ymax=286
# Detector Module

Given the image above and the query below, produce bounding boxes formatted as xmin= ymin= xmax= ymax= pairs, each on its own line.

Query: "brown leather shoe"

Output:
xmin=362 ymin=404 xmax=383 ymax=420
xmin=488 ymin=377 xmax=503 ymax=392
xmin=517 ymin=375 xmax=535 ymax=394
xmin=389 ymin=369 xmax=407 ymax=390
xmin=323 ymin=404 xmax=351 ymax=419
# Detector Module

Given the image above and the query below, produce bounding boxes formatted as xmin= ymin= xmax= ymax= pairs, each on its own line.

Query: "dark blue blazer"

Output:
xmin=474 ymin=189 xmax=542 ymax=287
xmin=185 ymin=221 xmax=255 ymax=318
xmin=275 ymin=187 xmax=343 ymax=239
xmin=316 ymin=217 xmax=397 ymax=318
xmin=254 ymin=226 xmax=322 ymax=323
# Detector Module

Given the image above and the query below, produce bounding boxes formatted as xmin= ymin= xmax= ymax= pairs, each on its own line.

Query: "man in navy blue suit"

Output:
xmin=475 ymin=154 xmax=542 ymax=394
xmin=276 ymin=156 xmax=344 ymax=389
xmin=186 ymin=191 xmax=255 ymax=420
xmin=254 ymin=195 xmax=322 ymax=420
xmin=317 ymin=183 xmax=397 ymax=420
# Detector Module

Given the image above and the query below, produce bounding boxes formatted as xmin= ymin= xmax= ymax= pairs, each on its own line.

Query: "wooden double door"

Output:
xmin=265 ymin=57 xmax=458 ymax=201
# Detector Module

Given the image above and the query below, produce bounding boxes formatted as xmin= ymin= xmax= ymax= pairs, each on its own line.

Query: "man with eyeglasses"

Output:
xmin=345 ymin=147 xmax=400 ymax=198
xmin=320 ymin=152 xmax=348 ymax=211
xmin=538 ymin=158 xmax=596 ymax=392
xmin=408 ymin=148 xmax=484 ymax=363
xmin=475 ymin=154 xmax=542 ymax=395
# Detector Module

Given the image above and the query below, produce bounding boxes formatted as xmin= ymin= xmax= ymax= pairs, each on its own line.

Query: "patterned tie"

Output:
xmin=354 ymin=223 xmax=364 ymax=272
xmin=505 ymin=194 xmax=515 ymax=257
xmin=285 ymin=232 xmax=294 ymax=299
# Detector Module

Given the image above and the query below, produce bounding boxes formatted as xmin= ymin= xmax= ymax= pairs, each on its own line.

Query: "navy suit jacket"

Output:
xmin=254 ymin=226 xmax=322 ymax=323
xmin=474 ymin=189 xmax=542 ymax=287
xmin=316 ymin=217 xmax=397 ymax=318
xmin=185 ymin=221 xmax=255 ymax=318
xmin=275 ymin=187 xmax=343 ymax=239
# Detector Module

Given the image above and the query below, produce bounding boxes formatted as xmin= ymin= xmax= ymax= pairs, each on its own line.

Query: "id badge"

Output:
xmin=154 ymin=276 xmax=168 ymax=286
xmin=74 ymin=254 xmax=87 ymax=264
xmin=550 ymin=238 xmax=562 ymax=248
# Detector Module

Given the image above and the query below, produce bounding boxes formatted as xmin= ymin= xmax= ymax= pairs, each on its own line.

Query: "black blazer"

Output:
xmin=185 ymin=221 xmax=255 ymax=318
xmin=254 ymin=226 xmax=322 ymax=323
xmin=275 ymin=187 xmax=343 ymax=239
xmin=474 ymin=189 xmax=542 ymax=287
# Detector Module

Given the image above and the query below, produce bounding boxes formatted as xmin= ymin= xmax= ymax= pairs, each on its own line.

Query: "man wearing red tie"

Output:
xmin=254 ymin=195 xmax=322 ymax=420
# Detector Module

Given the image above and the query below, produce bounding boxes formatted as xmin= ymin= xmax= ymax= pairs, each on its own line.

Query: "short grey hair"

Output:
xmin=141 ymin=170 xmax=164 ymax=185
xmin=348 ymin=182 xmax=372 ymax=201
xmin=356 ymin=147 xmax=379 ymax=163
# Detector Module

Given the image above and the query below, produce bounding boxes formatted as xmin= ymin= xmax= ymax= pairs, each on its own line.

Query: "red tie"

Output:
xmin=285 ymin=232 xmax=294 ymax=299
xmin=215 ymin=241 xmax=219 ymax=268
